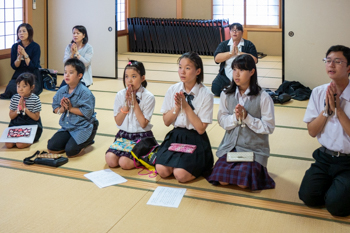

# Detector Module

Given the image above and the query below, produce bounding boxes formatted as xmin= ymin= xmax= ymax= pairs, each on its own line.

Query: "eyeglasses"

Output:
xmin=323 ymin=58 xmax=347 ymax=65
xmin=231 ymin=29 xmax=241 ymax=33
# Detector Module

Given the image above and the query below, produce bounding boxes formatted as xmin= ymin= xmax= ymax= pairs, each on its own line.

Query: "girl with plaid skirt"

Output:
xmin=155 ymin=52 xmax=214 ymax=183
xmin=105 ymin=60 xmax=155 ymax=169
xmin=208 ymin=54 xmax=275 ymax=191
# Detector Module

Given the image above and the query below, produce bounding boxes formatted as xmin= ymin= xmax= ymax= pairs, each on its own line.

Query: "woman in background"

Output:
xmin=0 ymin=23 xmax=41 ymax=99
xmin=60 ymin=25 xmax=93 ymax=88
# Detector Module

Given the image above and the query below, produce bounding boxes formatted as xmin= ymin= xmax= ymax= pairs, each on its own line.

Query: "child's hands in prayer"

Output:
xmin=18 ymin=96 xmax=26 ymax=110
xmin=60 ymin=97 xmax=71 ymax=111
xmin=125 ymin=85 xmax=136 ymax=106
xmin=175 ymin=92 xmax=192 ymax=112
xmin=235 ymin=104 xmax=247 ymax=120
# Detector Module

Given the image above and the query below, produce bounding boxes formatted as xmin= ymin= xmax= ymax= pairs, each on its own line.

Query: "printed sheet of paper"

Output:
xmin=147 ymin=186 xmax=187 ymax=208
xmin=0 ymin=125 xmax=38 ymax=143
xmin=84 ymin=169 xmax=127 ymax=188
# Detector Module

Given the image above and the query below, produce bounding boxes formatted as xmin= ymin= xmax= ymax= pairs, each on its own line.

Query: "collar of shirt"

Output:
xmin=23 ymin=93 xmax=35 ymax=100
xmin=135 ymin=86 xmax=144 ymax=100
xmin=340 ymin=80 xmax=350 ymax=101
xmin=180 ymin=82 xmax=200 ymax=97
xmin=228 ymin=38 xmax=245 ymax=48
xmin=63 ymin=82 xmax=83 ymax=97
xmin=234 ymin=86 xmax=250 ymax=97
xmin=234 ymin=86 xmax=250 ymax=105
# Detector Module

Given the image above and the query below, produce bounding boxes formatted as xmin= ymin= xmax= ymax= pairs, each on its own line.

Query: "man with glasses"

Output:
xmin=299 ymin=45 xmax=350 ymax=217
xmin=211 ymin=23 xmax=258 ymax=96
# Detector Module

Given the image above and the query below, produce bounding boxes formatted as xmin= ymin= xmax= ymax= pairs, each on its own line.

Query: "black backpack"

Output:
xmin=40 ymin=69 xmax=58 ymax=91
xmin=265 ymin=89 xmax=292 ymax=104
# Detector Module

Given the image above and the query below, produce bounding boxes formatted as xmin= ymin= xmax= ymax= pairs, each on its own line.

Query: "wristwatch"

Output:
xmin=24 ymin=54 xmax=29 ymax=59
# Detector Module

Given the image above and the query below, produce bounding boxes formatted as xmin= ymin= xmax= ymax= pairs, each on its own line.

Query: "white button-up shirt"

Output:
xmin=161 ymin=82 xmax=213 ymax=129
xmin=217 ymin=87 xmax=275 ymax=134
xmin=114 ymin=86 xmax=155 ymax=133
xmin=224 ymin=38 xmax=245 ymax=81
xmin=304 ymin=82 xmax=350 ymax=153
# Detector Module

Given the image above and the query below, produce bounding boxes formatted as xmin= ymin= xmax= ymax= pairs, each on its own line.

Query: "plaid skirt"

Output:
xmin=155 ymin=127 xmax=214 ymax=178
xmin=207 ymin=154 xmax=275 ymax=191
xmin=106 ymin=130 xmax=154 ymax=159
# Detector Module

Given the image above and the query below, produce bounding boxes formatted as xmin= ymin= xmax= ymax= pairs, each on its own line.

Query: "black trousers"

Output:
xmin=47 ymin=120 xmax=98 ymax=157
xmin=298 ymin=147 xmax=350 ymax=217
xmin=211 ymin=73 xmax=231 ymax=97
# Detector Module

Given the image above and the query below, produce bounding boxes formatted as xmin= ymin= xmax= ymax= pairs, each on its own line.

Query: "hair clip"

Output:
xmin=128 ymin=61 xmax=132 ymax=65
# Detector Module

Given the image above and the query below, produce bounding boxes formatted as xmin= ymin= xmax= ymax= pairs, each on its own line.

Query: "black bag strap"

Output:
xmin=23 ymin=150 xmax=40 ymax=165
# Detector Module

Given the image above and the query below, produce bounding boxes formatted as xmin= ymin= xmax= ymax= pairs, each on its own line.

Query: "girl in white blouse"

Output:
xmin=155 ymin=52 xmax=214 ymax=183
xmin=105 ymin=60 xmax=155 ymax=169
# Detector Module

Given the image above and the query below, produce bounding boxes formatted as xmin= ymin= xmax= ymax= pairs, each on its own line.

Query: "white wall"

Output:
xmin=284 ymin=0 xmax=350 ymax=89
xmin=48 ymin=0 xmax=116 ymax=78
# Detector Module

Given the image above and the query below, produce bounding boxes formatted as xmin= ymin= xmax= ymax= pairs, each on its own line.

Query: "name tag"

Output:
xmin=227 ymin=151 xmax=254 ymax=162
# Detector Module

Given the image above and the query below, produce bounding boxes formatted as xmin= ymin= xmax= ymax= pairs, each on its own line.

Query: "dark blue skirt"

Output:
xmin=155 ymin=127 xmax=214 ymax=178
xmin=106 ymin=130 xmax=154 ymax=159
xmin=207 ymin=154 xmax=275 ymax=191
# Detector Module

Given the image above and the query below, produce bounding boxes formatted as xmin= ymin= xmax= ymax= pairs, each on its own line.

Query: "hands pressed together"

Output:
xmin=60 ymin=97 xmax=72 ymax=112
xmin=230 ymin=41 xmax=240 ymax=56
xmin=18 ymin=96 xmax=26 ymax=111
xmin=235 ymin=104 xmax=247 ymax=121
xmin=325 ymin=82 xmax=340 ymax=114
xmin=70 ymin=43 xmax=80 ymax=58
xmin=17 ymin=45 xmax=28 ymax=61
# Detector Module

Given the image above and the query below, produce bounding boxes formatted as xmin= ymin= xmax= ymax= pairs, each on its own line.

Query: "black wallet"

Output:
xmin=23 ymin=150 xmax=68 ymax=167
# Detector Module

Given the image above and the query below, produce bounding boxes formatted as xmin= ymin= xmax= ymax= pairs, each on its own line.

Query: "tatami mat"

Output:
xmin=109 ymin=192 xmax=350 ymax=233
xmin=0 ymin=167 xmax=149 ymax=233
xmin=1 ymin=52 xmax=348 ymax=232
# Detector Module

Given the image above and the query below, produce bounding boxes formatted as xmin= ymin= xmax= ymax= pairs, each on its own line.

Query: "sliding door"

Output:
xmin=48 ymin=0 xmax=116 ymax=78
xmin=284 ymin=0 xmax=350 ymax=88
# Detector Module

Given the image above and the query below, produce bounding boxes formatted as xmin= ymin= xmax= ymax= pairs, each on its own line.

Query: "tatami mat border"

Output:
xmin=0 ymin=160 xmax=348 ymax=225
xmin=39 ymin=102 xmax=309 ymax=131
xmin=120 ymin=52 xmax=281 ymax=62
xmin=0 ymin=121 xmax=311 ymax=161
xmin=184 ymin=196 xmax=350 ymax=225
xmin=116 ymin=68 xmax=282 ymax=79
xmin=0 ymin=158 xmax=302 ymax=206
xmin=1 ymin=94 xmax=308 ymax=111
xmin=117 ymin=58 xmax=282 ymax=71
xmin=0 ymin=164 xmax=151 ymax=193
xmin=78 ymin=89 xmax=308 ymax=110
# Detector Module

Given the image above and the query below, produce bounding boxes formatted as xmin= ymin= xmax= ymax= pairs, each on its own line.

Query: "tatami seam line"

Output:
xmin=0 ymin=163 xmax=347 ymax=225
xmin=117 ymin=59 xmax=283 ymax=70
xmin=0 ymin=121 xmax=313 ymax=162
xmin=38 ymin=91 xmax=308 ymax=110
xmin=120 ymin=52 xmax=282 ymax=62
xmin=184 ymin=196 xmax=350 ymax=225
xmin=0 ymin=156 xmax=304 ymax=206
xmin=40 ymin=102 xmax=308 ymax=124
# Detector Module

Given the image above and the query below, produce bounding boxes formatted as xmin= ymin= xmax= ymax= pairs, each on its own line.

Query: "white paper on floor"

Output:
xmin=84 ymin=169 xmax=127 ymax=188
xmin=147 ymin=186 xmax=187 ymax=208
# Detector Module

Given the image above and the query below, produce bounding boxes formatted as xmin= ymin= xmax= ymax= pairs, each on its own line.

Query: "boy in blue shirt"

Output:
xmin=47 ymin=58 xmax=98 ymax=157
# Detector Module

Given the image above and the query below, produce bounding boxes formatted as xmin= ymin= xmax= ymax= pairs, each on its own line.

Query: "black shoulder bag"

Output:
xmin=23 ymin=150 xmax=68 ymax=167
